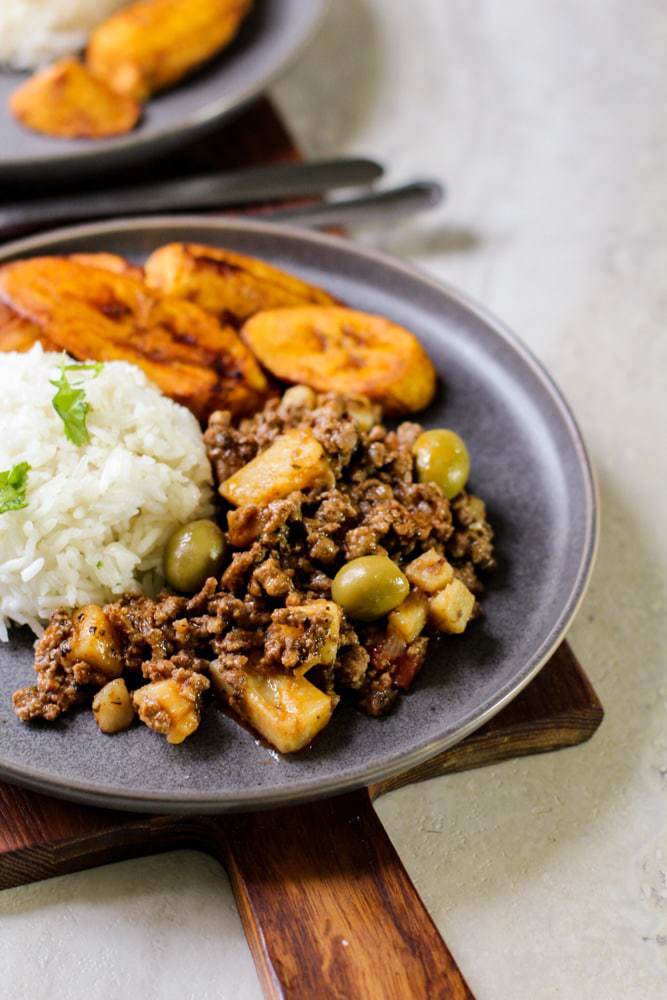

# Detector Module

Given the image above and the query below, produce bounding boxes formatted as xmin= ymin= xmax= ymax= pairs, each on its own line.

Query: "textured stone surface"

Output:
xmin=1 ymin=1 xmax=665 ymax=997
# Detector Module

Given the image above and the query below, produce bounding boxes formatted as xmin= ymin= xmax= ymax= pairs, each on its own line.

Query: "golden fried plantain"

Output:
xmin=0 ymin=302 xmax=56 ymax=353
xmin=9 ymin=58 xmax=141 ymax=140
xmin=241 ymin=306 xmax=437 ymax=416
xmin=0 ymin=258 xmax=267 ymax=420
xmin=144 ymin=242 xmax=335 ymax=326
xmin=87 ymin=0 xmax=253 ymax=101
xmin=69 ymin=253 xmax=144 ymax=280
xmin=0 ymin=257 xmax=142 ymax=358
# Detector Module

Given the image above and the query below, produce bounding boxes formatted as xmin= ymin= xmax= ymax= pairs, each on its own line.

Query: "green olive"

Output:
xmin=331 ymin=555 xmax=409 ymax=621
xmin=413 ymin=429 xmax=470 ymax=499
xmin=164 ymin=519 xmax=226 ymax=594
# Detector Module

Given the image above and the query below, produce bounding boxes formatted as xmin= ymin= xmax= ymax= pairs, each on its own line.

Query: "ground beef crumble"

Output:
xmin=13 ymin=391 xmax=496 ymax=738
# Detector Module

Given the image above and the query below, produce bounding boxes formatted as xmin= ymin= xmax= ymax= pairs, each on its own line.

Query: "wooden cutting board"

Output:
xmin=0 ymin=100 xmax=603 ymax=1000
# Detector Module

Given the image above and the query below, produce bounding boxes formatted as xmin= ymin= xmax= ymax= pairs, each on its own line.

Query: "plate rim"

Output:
xmin=0 ymin=0 xmax=329 ymax=174
xmin=0 ymin=215 xmax=599 ymax=813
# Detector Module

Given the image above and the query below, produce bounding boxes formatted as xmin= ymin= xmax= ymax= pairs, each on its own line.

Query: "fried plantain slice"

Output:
xmin=0 ymin=258 xmax=267 ymax=420
xmin=0 ymin=256 xmax=144 ymax=357
xmin=241 ymin=306 xmax=437 ymax=416
xmin=69 ymin=253 xmax=144 ymax=280
xmin=87 ymin=0 xmax=253 ymax=101
xmin=0 ymin=302 xmax=57 ymax=353
xmin=9 ymin=58 xmax=141 ymax=140
xmin=144 ymin=242 xmax=336 ymax=326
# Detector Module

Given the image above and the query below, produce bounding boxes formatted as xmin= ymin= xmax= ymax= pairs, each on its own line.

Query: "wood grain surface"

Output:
xmin=0 ymin=99 xmax=603 ymax=1000
xmin=221 ymin=793 xmax=474 ymax=1000
xmin=0 ymin=640 xmax=600 ymax=998
xmin=370 ymin=641 xmax=602 ymax=798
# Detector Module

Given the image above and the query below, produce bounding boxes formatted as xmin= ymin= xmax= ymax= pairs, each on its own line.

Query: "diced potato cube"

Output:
xmin=405 ymin=549 xmax=454 ymax=593
xmin=303 ymin=601 xmax=341 ymax=668
xmin=465 ymin=494 xmax=487 ymax=523
xmin=267 ymin=600 xmax=342 ymax=674
xmin=278 ymin=384 xmax=317 ymax=416
xmin=133 ymin=674 xmax=208 ymax=745
xmin=388 ymin=590 xmax=429 ymax=643
xmin=429 ymin=578 xmax=475 ymax=634
xmin=220 ymin=428 xmax=331 ymax=507
xmin=92 ymin=678 xmax=134 ymax=734
xmin=71 ymin=604 xmax=122 ymax=678
xmin=346 ymin=395 xmax=378 ymax=432
xmin=210 ymin=663 xmax=335 ymax=754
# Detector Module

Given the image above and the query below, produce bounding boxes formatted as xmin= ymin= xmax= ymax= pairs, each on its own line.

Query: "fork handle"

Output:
xmin=257 ymin=180 xmax=444 ymax=228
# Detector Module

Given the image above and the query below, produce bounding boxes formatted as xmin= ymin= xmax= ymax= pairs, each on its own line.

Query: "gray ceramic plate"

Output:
xmin=0 ymin=0 xmax=326 ymax=182
xmin=0 ymin=217 xmax=597 ymax=813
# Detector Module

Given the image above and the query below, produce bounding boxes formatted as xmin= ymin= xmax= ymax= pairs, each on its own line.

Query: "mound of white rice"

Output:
xmin=0 ymin=0 xmax=126 ymax=70
xmin=0 ymin=347 xmax=214 ymax=639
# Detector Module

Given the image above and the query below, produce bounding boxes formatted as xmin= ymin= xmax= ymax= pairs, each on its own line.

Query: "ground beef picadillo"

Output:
xmin=13 ymin=389 xmax=495 ymax=742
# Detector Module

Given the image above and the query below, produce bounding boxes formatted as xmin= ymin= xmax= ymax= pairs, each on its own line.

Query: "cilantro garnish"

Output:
xmin=0 ymin=462 xmax=31 ymax=515
xmin=50 ymin=361 xmax=103 ymax=446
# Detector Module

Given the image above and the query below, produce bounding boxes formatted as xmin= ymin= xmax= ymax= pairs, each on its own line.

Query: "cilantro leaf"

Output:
xmin=63 ymin=362 xmax=104 ymax=376
xmin=50 ymin=360 xmax=103 ymax=446
xmin=50 ymin=369 xmax=89 ymax=445
xmin=0 ymin=462 xmax=31 ymax=515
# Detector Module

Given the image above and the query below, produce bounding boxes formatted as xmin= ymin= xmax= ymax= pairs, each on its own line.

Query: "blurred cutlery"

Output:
xmin=255 ymin=181 xmax=445 ymax=228
xmin=0 ymin=157 xmax=383 ymax=235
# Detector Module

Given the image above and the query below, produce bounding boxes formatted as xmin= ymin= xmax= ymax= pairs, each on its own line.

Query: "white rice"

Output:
xmin=0 ymin=346 xmax=214 ymax=639
xmin=0 ymin=0 xmax=126 ymax=69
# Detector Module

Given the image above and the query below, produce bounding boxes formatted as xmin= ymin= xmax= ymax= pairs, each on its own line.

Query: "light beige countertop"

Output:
xmin=1 ymin=2 xmax=665 ymax=997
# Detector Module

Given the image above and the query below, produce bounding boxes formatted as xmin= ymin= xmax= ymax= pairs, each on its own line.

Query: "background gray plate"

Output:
xmin=0 ymin=0 xmax=326 ymax=182
xmin=0 ymin=217 xmax=597 ymax=813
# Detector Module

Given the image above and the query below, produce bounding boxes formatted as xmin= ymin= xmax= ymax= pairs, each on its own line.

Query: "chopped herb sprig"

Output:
xmin=50 ymin=360 xmax=103 ymax=446
xmin=0 ymin=462 xmax=31 ymax=515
